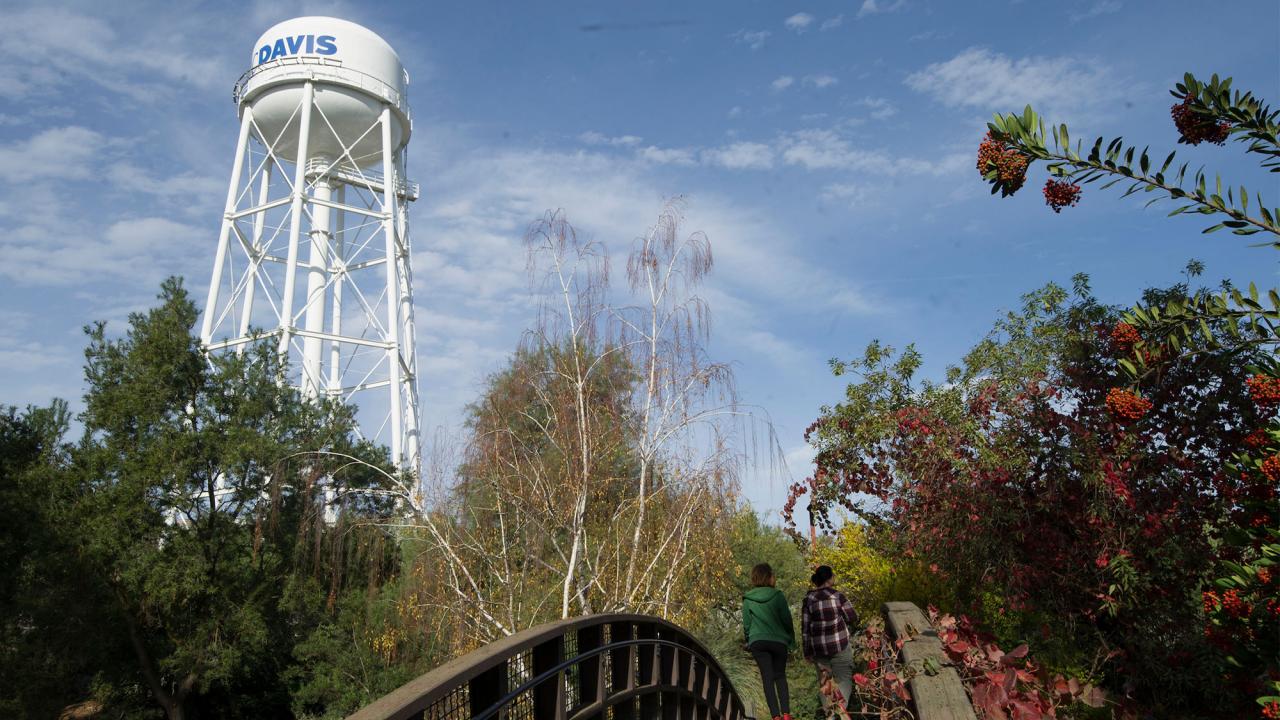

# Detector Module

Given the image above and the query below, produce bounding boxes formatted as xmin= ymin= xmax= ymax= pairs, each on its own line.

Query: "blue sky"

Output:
xmin=1 ymin=0 xmax=1277 ymax=517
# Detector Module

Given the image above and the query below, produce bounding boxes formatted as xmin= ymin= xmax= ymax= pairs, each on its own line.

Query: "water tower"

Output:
xmin=200 ymin=17 xmax=421 ymax=475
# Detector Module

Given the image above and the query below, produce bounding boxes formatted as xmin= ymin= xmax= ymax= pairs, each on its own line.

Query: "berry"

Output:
xmin=1110 ymin=321 xmax=1141 ymax=351
xmin=1043 ymin=179 xmax=1082 ymax=213
xmin=1170 ymin=96 xmax=1231 ymax=145
xmin=977 ymin=132 xmax=1030 ymax=194
xmin=1261 ymin=454 xmax=1280 ymax=484
xmin=1247 ymin=374 xmax=1280 ymax=410
xmin=1106 ymin=388 xmax=1152 ymax=422
xmin=1244 ymin=429 xmax=1271 ymax=450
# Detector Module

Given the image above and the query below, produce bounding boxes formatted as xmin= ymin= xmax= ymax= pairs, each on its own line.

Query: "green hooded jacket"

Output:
xmin=742 ymin=586 xmax=796 ymax=649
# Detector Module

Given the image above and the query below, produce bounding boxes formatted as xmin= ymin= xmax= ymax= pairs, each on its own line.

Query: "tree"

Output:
xmin=32 ymin=278 xmax=402 ymax=719
xmin=400 ymin=202 xmax=753 ymax=648
xmin=787 ymin=273 xmax=1268 ymax=716
xmin=979 ymin=72 xmax=1279 ymax=713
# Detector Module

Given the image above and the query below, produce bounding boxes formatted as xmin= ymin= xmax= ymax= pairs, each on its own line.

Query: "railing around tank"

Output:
xmin=232 ymin=55 xmax=410 ymax=120
xmin=347 ymin=614 xmax=750 ymax=720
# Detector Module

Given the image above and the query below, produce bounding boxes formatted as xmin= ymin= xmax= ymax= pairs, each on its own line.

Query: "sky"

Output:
xmin=1 ymin=0 xmax=1277 ymax=518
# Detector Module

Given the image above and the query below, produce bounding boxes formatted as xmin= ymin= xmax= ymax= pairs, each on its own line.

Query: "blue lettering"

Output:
xmin=258 ymin=33 xmax=337 ymax=64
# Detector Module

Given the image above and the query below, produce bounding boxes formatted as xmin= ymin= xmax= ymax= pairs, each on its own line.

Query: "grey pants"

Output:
xmin=813 ymin=645 xmax=854 ymax=713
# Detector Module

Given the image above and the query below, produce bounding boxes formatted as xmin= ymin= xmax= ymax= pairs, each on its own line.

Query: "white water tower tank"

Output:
xmin=236 ymin=16 xmax=411 ymax=169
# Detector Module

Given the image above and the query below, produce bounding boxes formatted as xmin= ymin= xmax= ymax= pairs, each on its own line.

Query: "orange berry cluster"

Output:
xmin=1043 ymin=179 xmax=1082 ymax=213
xmin=1265 ymin=701 xmax=1280 ymax=720
xmin=1219 ymin=588 xmax=1250 ymax=618
xmin=1247 ymin=374 xmax=1280 ymax=409
xmin=1105 ymin=388 xmax=1152 ymax=422
xmin=1110 ymin=321 xmax=1141 ymax=348
xmin=977 ymin=132 xmax=1029 ymax=193
xmin=1258 ymin=567 xmax=1272 ymax=586
xmin=1170 ymin=96 xmax=1231 ymax=146
xmin=1261 ymin=454 xmax=1280 ymax=484
xmin=1243 ymin=428 xmax=1271 ymax=449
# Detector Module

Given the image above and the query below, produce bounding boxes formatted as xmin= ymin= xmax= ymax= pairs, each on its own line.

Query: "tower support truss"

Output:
xmin=201 ymin=82 xmax=421 ymax=475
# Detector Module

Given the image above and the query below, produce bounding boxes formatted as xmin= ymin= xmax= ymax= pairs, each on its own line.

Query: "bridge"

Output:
xmin=347 ymin=603 xmax=976 ymax=720
xmin=348 ymin=614 xmax=746 ymax=720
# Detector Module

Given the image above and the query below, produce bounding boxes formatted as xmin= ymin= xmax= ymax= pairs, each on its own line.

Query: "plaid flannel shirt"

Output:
xmin=802 ymin=587 xmax=858 ymax=659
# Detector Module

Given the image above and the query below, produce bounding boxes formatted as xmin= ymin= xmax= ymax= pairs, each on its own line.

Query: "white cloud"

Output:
xmin=0 ymin=126 xmax=102 ymax=182
xmin=636 ymin=145 xmax=697 ymax=166
xmin=0 ymin=213 xmax=203 ymax=286
xmin=778 ymin=129 xmax=967 ymax=176
xmin=771 ymin=76 xmax=795 ymax=91
xmin=579 ymin=131 xmax=643 ymax=147
xmin=1071 ymin=1 xmax=1122 ymax=22
xmin=0 ymin=7 xmax=231 ymax=101
xmin=905 ymin=47 xmax=1120 ymax=119
xmin=820 ymin=15 xmax=844 ymax=31
xmin=908 ymin=29 xmax=951 ymax=42
xmin=804 ymin=75 xmax=838 ymax=89
xmin=784 ymin=13 xmax=815 ymax=32
xmin=821 ymin=183 xmax=873 ymax=205
xmin=857 ymin=0 xmax=907 ymax=19
xmin=728 ymin=106 xmax=743 ymax=119
xmin=701 ymin=142 xmax=775 ymax=170
xmin=731 ymin=29 xmax=771 ymax=50
xmin=858 ymin=96 xmax=897 ymax=120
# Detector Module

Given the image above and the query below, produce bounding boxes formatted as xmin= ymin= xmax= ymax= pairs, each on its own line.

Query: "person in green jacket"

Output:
xmin=742 ymin=563 xmax=795 ymax=720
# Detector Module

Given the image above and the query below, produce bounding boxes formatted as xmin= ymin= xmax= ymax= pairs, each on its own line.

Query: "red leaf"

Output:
xmin=1006 ymin=643 xmax=1030 ymax=659
xmin=972 ymin=683 xmax=1009 ymax=720
xmin=1009 ymin=698 xmax=1040 ymax=720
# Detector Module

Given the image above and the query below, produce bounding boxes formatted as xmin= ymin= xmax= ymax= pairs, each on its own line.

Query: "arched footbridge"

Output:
xmin=348 ymin=614 xmax=749 ymax=720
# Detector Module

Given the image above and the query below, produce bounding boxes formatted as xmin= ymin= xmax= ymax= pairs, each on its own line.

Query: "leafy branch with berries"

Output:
xmin=978 ymin=73 xmax=1280 ymax=242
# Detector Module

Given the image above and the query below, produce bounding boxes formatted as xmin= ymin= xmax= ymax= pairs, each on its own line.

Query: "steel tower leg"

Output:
xmin=202 ymin=109 xmax=253 ymax=345
xmin=380 ymin=105 xmax=404 ymax=467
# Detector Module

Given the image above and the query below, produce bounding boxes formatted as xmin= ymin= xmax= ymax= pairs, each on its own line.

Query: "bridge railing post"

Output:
xmin=609 ymin=621 xmax=636 ymax=720
xmin=577 ymin=624 xmax=603 ymax=713
xmin=469 ymin=658 xmax=508 ymax=720
xmin=532 ymin=634 xmax=564 ymax=720
xmin=637 ymin=622 xmax=659 ymax=720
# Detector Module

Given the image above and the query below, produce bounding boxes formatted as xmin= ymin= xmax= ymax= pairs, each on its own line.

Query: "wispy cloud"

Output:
xmin=0 ymin=6 xmax=230 ymax=102
xmin=771 ymin=76 xmax=796 ymax=91
xmin=905 ymin=47 xmax=1121 ymax=119
xmin=784 ymin=13 xmax=815 ymax=32
xmin=857 ymin=0 xmax=907 ymax=19
xmin=820 ymin=15 xmax=844 ymax=31
xmin=637 ymin=145 xmax=698 ymax=166
xmin=701 ymin=142 xmax=775 ymax=170
xmin=804 ymin=75 xmax=839 ymax=89
xmin=778 ymin=129 xmax=968 ymax=176
xmin=0 ymin=126 xmax=101 ymax=181
xmin=1070 ymin=1 xmax=1122 ymax=23
xmin=579 ymin=131 xmax=644 ymax=147
xmin=858 ymin=96 xmax=897 ymax=120
xmin=730 ymin=29 xmax=771 ymax=50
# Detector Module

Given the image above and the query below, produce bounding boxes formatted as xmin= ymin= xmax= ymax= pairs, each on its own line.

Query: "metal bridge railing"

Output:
xmin=347 ymin=614 xmax=750 ymax=720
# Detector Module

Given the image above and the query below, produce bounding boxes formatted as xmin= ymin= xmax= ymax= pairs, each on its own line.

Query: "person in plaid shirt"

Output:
xmin=802 ymin=565 xmax=859 ymax=715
